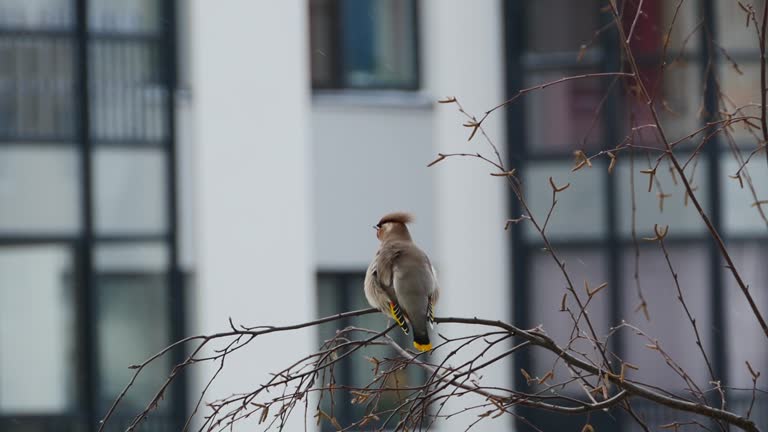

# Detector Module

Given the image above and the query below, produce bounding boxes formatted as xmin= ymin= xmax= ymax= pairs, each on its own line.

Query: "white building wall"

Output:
xmin=184 ymin=0 xmax=510 ymax=430
xmin=189 ymin=1 xmax=313 ymax=430
xmin=312 ymin=96 xmax=435 ymax=270
xmin=424 ymin=1 xmax=512 ymax=431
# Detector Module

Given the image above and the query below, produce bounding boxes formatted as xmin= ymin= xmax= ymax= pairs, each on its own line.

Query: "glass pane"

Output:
xmin=528 ymin=249 xmax=609 ymax=389
xmin=309 ymin=0 xmax=336 ymax=88
xmin=0 ymin=245 xmax=77 ymax=413
xmin=716 ymin=0 xmax=764 ymax=54
xmin=93 ymin=148 xmax=167 ymax=235
xmin=621 ymin=244 xmax=711 ymax=389
xmin=316 ymin=273 xmax=420 ymax=430
xmin=526 ymin=0 xmax=599 ymax=53
xmin=625 ymin=0 xmax=701 ymax=57
xmin=0 ymin=147 xmax=80 ymax=234
xmin=722 ymin=151 xmax=768 ymax=235
xmin=340 ymin=0 xmax=417 ymax=88
xmin=621 ymin=64 xmax=702 ymax=151
xmin=0 ymin=0 xmax=73 ymax=29
xmin=725 ymin=244 xmax=768 ymax=405
xmin=0 ymin=36 xmax=75 ymax=140
xmin=617 ymin=152 xmax=709 ymax=237
xmin=718 ymin=62 xmax=762 ymax=145
xmin=95 ymin=243 xmax=170 ymax=416
xmin=525 ymin=69 xmax=605 ymax=153
xmin=90 ymin=40 xmax=166 ymax=143
xmin=658 ymin=0 xmax=701 ymax=55
xmin=89 ymin=0 xmax=159 ymax=34
xmin=523 ymin=160 xmax=606 ymax=240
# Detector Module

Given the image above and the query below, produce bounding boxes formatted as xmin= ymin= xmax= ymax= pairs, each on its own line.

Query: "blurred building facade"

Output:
xmin=0 ymin=1 xmax=766 ymax=432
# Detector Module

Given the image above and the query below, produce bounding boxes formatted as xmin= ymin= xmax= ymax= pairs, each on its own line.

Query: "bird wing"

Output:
xmin=365 ymin=248 xmax=410 ymax=335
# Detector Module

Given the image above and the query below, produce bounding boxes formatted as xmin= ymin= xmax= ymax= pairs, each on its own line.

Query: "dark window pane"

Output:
xmin=0 ymin=36 xmax=75 ymax=141
xmin=524 ymin=69 xmax=605 ymax=153
xmin=309 ymin=0 xmax=417 ymax=89
xmin=526 ymin=0 xmax=599 ymax=53
xmin=0 ymin=245 xmax=78 ymax=414
xmin=316 ymin=273 xmax=420 ymax=430
xmin=718 ymin=61 xmax=762 ymax=145
xmin=0 ymin=147 xmax=81 ymax=234
xmin=89 ymin=0 xmax=159 ymax=34
xmin=621 ymin=244 xmax=711 ymax=390
xmin=722 ymin=151 xmax=768 ymax=235
xmin=622 ymin=62 xmax=702 ymax=150
xmin=725 ymin=244 xmax=768 ymax=390
xmin=616 ymin=152 xmax=710 ymax=238
xmin=90 ymin=40 xmax=166 ymax=143
xmin=523 ymin=160 xmax=607 ymax=240
xmin=309 ymin=0 xmax=337 ymax=87
xmin=716 ymin=0 xmax=764 ymax=54
xmin=95 ymin=243 xmax=170 ymax=418
xmin=528 ymin=249 xmax=609 ymax=387
xmin=93 ymin=148 xmax=167 ymax=235
xmin=340 ymin=0 xmax=416 ymax=88
xmin=0 ymin=0 xmax=73 ymax=30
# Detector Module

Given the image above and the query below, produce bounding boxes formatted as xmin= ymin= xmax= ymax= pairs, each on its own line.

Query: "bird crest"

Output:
xmin=376 ymin=212 xmax=414 ymax=227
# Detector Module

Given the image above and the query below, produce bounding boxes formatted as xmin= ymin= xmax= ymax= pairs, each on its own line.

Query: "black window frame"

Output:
xmin=504 ymin=1 xmax=768 ymax=430
xmin=309 ymin=0 xmax=421 ymax=91
xmin=0 ymin=1 xmax=185 ymax=431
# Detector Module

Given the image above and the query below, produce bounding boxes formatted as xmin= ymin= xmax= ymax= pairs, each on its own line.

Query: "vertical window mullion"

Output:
xmin=74 ymin=0 xmax=98 ymax=430
xmin=701 ymin=0 xmax=728 ymax=390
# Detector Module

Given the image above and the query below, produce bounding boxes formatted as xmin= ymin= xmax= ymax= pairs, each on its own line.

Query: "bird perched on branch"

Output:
xmin=364 ymin=212 xmax=439 ymax=352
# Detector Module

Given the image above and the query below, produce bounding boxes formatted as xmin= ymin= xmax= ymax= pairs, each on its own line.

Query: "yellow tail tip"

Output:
xmin=413 ymin=341 xmax=432 ymax=352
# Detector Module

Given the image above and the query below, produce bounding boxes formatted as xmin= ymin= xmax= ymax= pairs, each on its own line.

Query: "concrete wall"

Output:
xmin=186 ymin=0 xmax=510 ymax=430
xmin=189 ymin=1 xmax=313 ymax=428
xmin=424 ymin=1 xmax=512 ymax=431
xmin=312 ymin=95 xmax=435 ymax=270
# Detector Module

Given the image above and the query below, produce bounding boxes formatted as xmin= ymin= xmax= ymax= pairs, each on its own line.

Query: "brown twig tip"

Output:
xmin=437 ymin=96 xmax=456 ymax=104
xmin=572 ymin=150 xmax=593 ymax=172
xmin=746 ymin=361 xmax=761 ymax=379
xmin=607 ymin=151 xmax=617 ymax=174
xmin=643 ymin=224 xmax=670 ymax=241
xmin=640 ymin=168 xmax=656 ymax=192
xmin=586 ymin=282 xmax=608 ymax=298
xmin=427 ymin=153 xmax=446 ymax=167
xmin=548 ymin=176 xmax=571 ymax=193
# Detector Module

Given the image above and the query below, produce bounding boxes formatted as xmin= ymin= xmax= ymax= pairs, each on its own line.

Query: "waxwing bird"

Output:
xmin=364 ymin=212 xmax=440 ymax=352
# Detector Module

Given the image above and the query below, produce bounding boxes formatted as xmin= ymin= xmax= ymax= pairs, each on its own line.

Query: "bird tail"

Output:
xmin=413 ymin=331 xmax=431 ymax=352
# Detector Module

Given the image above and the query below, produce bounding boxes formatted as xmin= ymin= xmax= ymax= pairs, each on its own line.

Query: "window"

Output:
xmin=506 ymin=0 xmax=768 ymax=430
xmin=309 ymin=0 xmax=419 ymax=90
xmin=316 ymin=272 xmax=423 ymax=430
xmin=0 ymin=1 xmax=184 ymax=431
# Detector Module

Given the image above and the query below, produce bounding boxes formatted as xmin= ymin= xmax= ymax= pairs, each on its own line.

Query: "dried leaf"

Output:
xmin=537 ymin=370 xmax=554 ymax=384
xmin=437 ymin=96 xmax=456 ymax=104
xmin=259 ymin=406 xmax=270 ymax=424
xmin=490 ymin=169 xmax=517 ymax=177
xmin=520 ymin=368 xmax=533 ymax=384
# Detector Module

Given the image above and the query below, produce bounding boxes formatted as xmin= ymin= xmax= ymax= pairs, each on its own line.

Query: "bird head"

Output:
xmin=374 ymin=212 xmax=413 ymax=242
